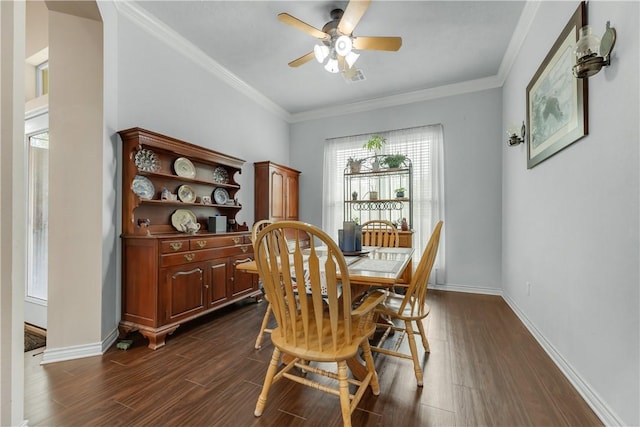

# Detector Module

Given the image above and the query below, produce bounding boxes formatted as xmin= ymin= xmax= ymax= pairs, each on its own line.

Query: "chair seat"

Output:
xmin=376 ymin=292 xmax=430 ymax=321
xmin=271 ymin=318 xmax=376 ymax=362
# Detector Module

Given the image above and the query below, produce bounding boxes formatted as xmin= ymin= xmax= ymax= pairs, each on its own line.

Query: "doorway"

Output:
xmin=24 ymin=111 xmax=49 ymax=329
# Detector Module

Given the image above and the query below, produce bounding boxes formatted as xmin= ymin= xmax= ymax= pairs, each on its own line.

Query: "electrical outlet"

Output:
xmin=526 ymin=281 xmax=531 ymax=296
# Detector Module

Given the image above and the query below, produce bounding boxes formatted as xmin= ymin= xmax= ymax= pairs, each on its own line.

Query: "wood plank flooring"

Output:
xmin=24 ymin=290 xmax=602 ymax=426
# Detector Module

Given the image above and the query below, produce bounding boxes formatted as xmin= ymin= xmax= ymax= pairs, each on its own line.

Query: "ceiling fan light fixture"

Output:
xmin=324 ymin=58 xmax=340 ymax=73
xmin=345 ymin=51 xmax=360 ymax=68
xmin=335 ymin=35 xmax=352 ymax=56
xmin=314 ymin=44 xmax=330 ymax=63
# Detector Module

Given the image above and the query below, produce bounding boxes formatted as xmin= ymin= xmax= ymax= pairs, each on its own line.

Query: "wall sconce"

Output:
xmin=507 ymin=121 xmax=526 ymax=146
xmin=572 ymin=22 xmax=617 ymax=78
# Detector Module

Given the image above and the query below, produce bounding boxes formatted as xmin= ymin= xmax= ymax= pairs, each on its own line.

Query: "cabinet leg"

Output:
xmin=139 ymin=325 xmax=179 ymax=350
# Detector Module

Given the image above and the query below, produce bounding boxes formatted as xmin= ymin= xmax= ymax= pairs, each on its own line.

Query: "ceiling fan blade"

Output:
xmin=353 ymin=36 xmax=402 ymax=51
xmin=337 ymin=55 xmax=347 ymax=72
xmin=288 ymin=52 xmax=316 ymax=68
xmin=278 ymin=13 xmax=329 ymax=40
xmin=338 ymin=0 xmax=371 ymax=35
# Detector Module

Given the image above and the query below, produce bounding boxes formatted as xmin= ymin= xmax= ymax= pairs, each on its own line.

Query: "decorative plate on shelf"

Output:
xmin=213 ymin=187 xmax=230 ymax=205
xmin=171 ymin=209 xmax=197 ymax=232
xmin=212 ymin=166 xmax=229 ymax=184
xmin=177 ymin=184 xmax=196 ymax=203
xmin=134 ymin=148 xmax=161 ymax=172
xmin=173 ymin=157 xmax=196 ymax=178
xmin=132 ymin=175 xmax=155 ymax=200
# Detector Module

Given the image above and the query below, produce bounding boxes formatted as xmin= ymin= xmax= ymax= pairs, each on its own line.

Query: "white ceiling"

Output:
xmin=132 ymin=1 xmax=528 ymax=120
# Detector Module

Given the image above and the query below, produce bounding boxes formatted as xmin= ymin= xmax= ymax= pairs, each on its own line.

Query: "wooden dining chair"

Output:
xmin=361 ymin=219 xmax=401 ymax=292
xmin=361 ymin=219 xmax=400 ymax=248
xmin=371 ymin=221 xmax=443 ymax=386
xmin=251 ymin=220 xmax=274 ymax=349
xmin=253 ymin=221 xmax=386 ymax=427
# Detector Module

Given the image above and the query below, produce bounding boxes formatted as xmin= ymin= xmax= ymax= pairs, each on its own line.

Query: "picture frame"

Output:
xmin=526 ymin=2 xmax=588 ymax=169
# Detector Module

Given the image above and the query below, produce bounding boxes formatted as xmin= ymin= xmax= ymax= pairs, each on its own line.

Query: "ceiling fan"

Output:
xmin=278 ymin=0 xmax=402 ymax=76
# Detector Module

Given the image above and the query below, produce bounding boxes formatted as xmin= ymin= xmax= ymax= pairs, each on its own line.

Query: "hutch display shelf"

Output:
xmin=118 ymin=127 xmax=261 ymax=349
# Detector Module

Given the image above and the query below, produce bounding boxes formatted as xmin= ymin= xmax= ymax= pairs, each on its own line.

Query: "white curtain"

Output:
xmin=322 ymin=124 xmax=445 ymax=283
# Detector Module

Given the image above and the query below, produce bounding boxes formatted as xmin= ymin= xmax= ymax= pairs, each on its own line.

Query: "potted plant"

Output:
xmin=363 ymin=135 xmax=386 ymax=171
xmin=382 ymin=154 xmax=407 ymax=169
xmin=394 ymin=187 xmax=406 ymax=198
xmin=346 ymin=157 xmax=362 ymax=173
xmin=347 ymin=157 xmax=363 ymax=173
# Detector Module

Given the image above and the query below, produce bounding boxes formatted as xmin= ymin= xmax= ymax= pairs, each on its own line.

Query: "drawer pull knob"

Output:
xmin=170 ymin=242 xmax=183 ymax=251
xmin=232 ymin=237 xmax=241 ymax=245
xmin=196 ymin=240 xmax=206 ymax=248
xmin=184 ymin=253 xmax=195 ymax=262
xmin=241 ymin=246 xmax=248 ymax=253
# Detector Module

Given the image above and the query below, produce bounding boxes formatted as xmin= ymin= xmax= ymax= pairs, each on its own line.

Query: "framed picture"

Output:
xmin=526 ymin=2 xmax=588 ymax=169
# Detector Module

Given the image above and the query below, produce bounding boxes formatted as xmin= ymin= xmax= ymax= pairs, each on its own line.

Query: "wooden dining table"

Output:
xmin=236 ymin=245 xmax=414 ymax=381
xmin=237 ymin=246 xmax=413 ymax=284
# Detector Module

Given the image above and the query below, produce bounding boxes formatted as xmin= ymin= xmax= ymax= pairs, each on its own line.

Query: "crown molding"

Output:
xmin=496 ymin=1 xmax=541 ymax=83
xmin=289 ymin=75 xmax=504 ymax=123
xmin=113 ymin=1 xmax=291 ymax=122
xmin=114 ymin=1 xmax=539 ymax=125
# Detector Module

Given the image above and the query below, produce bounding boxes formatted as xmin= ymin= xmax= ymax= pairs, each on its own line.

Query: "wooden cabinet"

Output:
xmin=254 ymin=161 xmax=301 ymax=222
xmin=118 ymin=128 xmax=260 ymax=349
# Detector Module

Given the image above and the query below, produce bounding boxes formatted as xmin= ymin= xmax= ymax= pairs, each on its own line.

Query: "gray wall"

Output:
xmin=290 ymin=88 xmax=504 ymax=292
xmin=502 ymin=2 xmax=639 ymax=425
xmin=113 ymin=8 xmax=292 ymax=227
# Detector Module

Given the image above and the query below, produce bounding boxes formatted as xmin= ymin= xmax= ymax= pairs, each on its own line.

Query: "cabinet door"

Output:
xmin=284 ymin=173 xmax=299 ymax=220
xmin=160 ymin=263 xmax=206 ymax=324
xmin=207 ymin=258 xmax=229 ymax=307
xmin=230 ymin=255 xmax=258 ymax=297
xmin=270 ymin=169 xmax=285 ymax=220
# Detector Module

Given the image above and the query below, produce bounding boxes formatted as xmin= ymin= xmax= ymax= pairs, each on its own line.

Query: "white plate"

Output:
xmin=171 ymin=209 xmax=197 ymax=232
xmin=212 ymin=166 xmax=229 ymax=184
xmin=213 ymin=187 xmax=229 ymax=205
xmin=177 ymin=184 xmax=196 ymax=203
xmin=134 ymin=148 xmax=161 ymax=172
xmin=174 ymin=157 xmax=196 ymax=178
xmin=132 ymin=175 xmax=155 ymax=200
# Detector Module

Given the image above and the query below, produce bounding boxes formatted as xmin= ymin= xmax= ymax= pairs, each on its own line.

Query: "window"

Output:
xmin=36 ymin=61 xmax=49 ymax=97
xmin=322 ymin=125 xmax=445 ymax=283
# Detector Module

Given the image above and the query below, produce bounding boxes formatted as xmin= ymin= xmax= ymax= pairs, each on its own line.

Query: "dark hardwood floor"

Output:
xmin=24 ymin=290 xmax=602 ymax=426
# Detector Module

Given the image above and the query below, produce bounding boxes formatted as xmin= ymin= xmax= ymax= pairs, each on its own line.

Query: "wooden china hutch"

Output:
xmin=118 ymin=128 xmax=261 ymax=349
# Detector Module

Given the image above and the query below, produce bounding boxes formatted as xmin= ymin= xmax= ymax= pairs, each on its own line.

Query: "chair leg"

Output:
xmin=360 ymin=340 xmax=380 ymax=396
xmin=404 ymin=320 xmax=424 ymax=386
xmin=415 ymin=319 xmax=430 ymax=353
xmin=337 ymin=361 xmax=352 ymax=427
xmin=255 ymin=302 xmax=273 ymax=349
xmin=254 ymin=348 xmax=281 ymax=417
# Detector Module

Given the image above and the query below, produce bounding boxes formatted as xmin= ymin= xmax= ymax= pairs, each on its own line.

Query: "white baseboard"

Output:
xmin=430 ymin=284 xmax=622 ymax=426
xmin=502 ymin=293 xmax=623 ymax=427
xmin=430 ymin=282 xmax=503 ymax=296
xmin=40 ymin=327 xmax=119 ymax=365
